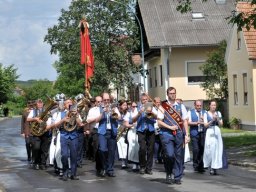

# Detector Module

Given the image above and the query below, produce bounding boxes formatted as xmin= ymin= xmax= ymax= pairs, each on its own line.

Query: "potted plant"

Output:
xmin=229 ymin=117 xmax=241 ymax=130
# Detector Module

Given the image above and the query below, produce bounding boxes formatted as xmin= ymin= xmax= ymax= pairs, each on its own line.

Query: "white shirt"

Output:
xmin=86 ymin=106 xmax=100 ymax=129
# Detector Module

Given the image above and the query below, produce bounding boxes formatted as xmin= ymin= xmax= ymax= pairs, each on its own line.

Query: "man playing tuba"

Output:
xmin=45 ymin=99 xmax=85 ymax=181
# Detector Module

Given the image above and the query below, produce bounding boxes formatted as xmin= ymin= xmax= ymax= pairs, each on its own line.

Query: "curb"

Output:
xmin=228 ymin=160 xmax=256 ymax=169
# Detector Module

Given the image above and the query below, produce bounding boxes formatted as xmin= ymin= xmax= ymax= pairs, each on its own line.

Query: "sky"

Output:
xmin=0 ymin=0 xmax=72 ymax=81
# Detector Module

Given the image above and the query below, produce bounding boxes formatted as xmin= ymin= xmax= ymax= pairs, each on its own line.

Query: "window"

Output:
xmin=243 ymin=73 xmax=248 ymax=105
xmin=233 ymin=74 xmax=238 ymax=105
xmin=154 ymin=67 xmax=157 ymax=87
xmin=159 ymin=65 xmax=163 ymax=86
xmin=148 ymin=69 xmax=152 ymax=88
xmin=237 ymin=30 xmax=241 ymax=50
xmin=187 ymin=61 xmax=206 ymax=84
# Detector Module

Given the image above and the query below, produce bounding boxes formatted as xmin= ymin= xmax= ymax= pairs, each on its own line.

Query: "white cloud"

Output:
xmin=0 ymin=0 xmax=72 ymax=81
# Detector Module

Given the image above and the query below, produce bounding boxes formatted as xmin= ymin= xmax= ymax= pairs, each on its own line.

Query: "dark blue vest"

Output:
xmin=60 ymin=111 xmax=78 ymax=140
xmin=189 ymin=109 xmax=206 ymax=137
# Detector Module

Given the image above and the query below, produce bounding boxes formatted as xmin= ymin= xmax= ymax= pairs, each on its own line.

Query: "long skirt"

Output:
xmin=127 ymin=128 xmax=139 ymax=163
xmin=117 ymin=135 xmax=128 ymax=159
xmin=203 ymin=126 xmax=223 ymax=169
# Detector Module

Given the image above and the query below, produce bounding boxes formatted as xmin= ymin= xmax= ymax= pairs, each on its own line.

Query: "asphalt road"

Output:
xmin=0 ymin=117 xmax=256 ymax=192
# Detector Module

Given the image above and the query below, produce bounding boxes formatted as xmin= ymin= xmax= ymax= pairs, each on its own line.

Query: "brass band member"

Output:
xmin=21 ymin=101 xmax=34 ymax=162
xmin=95 ymin=92 xmax=120 ymax=177
xmin=132 ymin=93 xmax=157 ymax=175
xmin=46 ymin=99 xmax=84 ymax=181
xmin=157 ymin=87 xmax=189 ymax=184
xmin=27 ymin=99 xmax=51 ymax=170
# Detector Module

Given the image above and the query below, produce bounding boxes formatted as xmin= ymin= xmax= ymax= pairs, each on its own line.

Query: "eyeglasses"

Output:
xmin=103 ymin=99 xmax=110 ymax=101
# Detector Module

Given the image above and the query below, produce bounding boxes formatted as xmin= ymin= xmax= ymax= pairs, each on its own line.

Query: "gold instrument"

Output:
xmin=30 ymin=98 xmax=57 ymax=136
xmin=63 ymin=111 xmax=79 ymax=132
xmin=116 ymin=125 xmax=128 ymax=142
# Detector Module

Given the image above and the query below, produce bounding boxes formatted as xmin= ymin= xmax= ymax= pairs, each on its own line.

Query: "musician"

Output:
xmin=187 ymin=100 xmax=206 ymax=173
xmin=203 ymin=100 xmax=223 ymax=175
xmin=116 ymin=99 xmax=128 ymax=169
xmin=157 ymin=87 xmax=189 ymax=184
xmin=94 ymin=92 xmax=120 ymax=177
xmin=153 ymin=97 xmax=163 ymax=164
xmin=75 ymin=93 xmax=86 ymax=168
xmin=123 ymin=101 xmax=140 ymax=171
xmin=46 ymin=99 xmax=84 ymax=181
xmin=27 ymin=99 xmax=52 ymax=170
xmin=21 ymin=101 xmax=34 ymax=162
xmin=86 ymin=96 xmax=102 ymax=164
xmin=132 ymin=93 xmax=156 ymax=175
xmin=48 ymin=94 xmax=65 ymax=176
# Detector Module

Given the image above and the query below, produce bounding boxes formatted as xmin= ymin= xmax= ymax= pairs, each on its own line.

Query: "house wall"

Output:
xmin=147 ymin=46 xmax=217 ymax=105
xmin=169 ymin=47 xmax=215 ymax=101
xmin=226 ymin=27 xmax=256 ymax=130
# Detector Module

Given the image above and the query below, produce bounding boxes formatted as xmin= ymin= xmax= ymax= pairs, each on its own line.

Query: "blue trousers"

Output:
xmin=173 ymin=131 xmax=185 ymax=181
xmin=77 ymin=132 xmax=84 ymax=166
xmin=98 ymin=130 xmax=117 ymax=174
xmin=61 ymin=136 xmax=78 ymax=177
xmin=160 ymin=134 xmax=175 ymax=175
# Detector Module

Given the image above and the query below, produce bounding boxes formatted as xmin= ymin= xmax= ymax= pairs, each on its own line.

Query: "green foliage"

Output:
xmin=22 ymin=80 xmax=58 ymax=102
xmin=44 ymin=0 xmax=140 ymax=97
xmin=5 ymin=95 xmax=26 ymax=115
xmin=200 ymin=40 xmax=228 ymax=99
xmin=223 ymin=134 xmax=256 ymax=148
xmin=0 ymin=64 xmax=19 ymax=104
xmin=229 ymin=117 xmax=241 ymax=126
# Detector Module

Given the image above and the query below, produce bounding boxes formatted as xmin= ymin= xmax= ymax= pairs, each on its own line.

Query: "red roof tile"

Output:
xmin=237 ymin=2 xmax=256 ymax=59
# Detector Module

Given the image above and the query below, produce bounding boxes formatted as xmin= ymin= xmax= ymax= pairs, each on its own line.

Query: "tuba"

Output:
xmin=63 ymin=104 xmax=79 ymax=132
xmin=30 ymin=98 xmax=57 ymax=136
xmin=116 ymin=124 xmax=128 ymax=142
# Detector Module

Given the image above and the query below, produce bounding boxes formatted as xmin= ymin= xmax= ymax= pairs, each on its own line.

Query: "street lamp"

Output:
xmin=110 ymin=0 xmax=146 ymax=92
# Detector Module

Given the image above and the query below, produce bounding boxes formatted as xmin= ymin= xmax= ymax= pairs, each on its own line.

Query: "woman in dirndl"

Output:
xmin=203 ymin=100 xmax=223 ymax=175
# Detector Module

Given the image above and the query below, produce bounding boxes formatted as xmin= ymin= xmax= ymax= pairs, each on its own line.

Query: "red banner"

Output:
xmin=80 ymin=19 xmax=94 ymax=81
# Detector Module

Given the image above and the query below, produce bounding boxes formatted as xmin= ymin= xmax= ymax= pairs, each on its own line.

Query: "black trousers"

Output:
xmin=191 ymin=132 xmax=205 ymax=170
xmin=137 ymin=130 xmax=155 ymax=171
xmin=31 ymin=134 xmax=51 ymax=165
xmin=25 ymin=136 xmax=33 ymax=160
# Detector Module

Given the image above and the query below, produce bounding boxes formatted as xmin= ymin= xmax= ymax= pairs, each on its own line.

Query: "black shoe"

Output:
xmin=174 ymin=180 xmax=182 ymax=185
xmin=70 ymin=175 xmax=79 ymax=180
xmin=139 ymin=168 xmax=145 ymax=174
xmin=145 ymin=169 xmax=153 ymax=175
xmin=34 ymin=164 xmax=39 ymax=170
xmin=62 ymin=175 xmax=68 ymax=181
xmin=198 ymin=168 xmax=205 ymax=173
xmin=107 ymin=172 xmax=116 ymax=177
xmin=97 ymin=170 xmax=105 ymax=177
xmin=210 ymin=168 xmax=217 ymax=175
xmin=40 ymin=165 xmax=46 ymax=170
xmin=166 ymin=174 xmax=174 ymax=184
xmin=77 ymin=164 xmax=82 ymax=168
xmin=27 ymin=158 xmax=31 ymax=162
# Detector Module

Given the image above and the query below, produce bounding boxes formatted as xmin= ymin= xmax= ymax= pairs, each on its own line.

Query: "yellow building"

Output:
xmin=226 ymin=2 xmax=256 ymax=130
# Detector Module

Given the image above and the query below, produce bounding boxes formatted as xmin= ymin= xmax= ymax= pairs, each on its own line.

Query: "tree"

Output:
xmin=0 ymin=64 xmax=19 ymax=104
xmin=177 ymin=0 xmax=256 ymax=30
xmin=22 ymin=80 xmax=58 ymax=102
xmin=200 ymin=40 xmax=228 ymax=99
xmin=44 ymin=0 xmax=140 ymax=97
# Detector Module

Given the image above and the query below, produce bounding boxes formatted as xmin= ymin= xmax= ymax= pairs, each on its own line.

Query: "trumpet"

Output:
xmin=143 ymin=102 xmax=155 ymax=119
xmin=100 ymin=103 xmax=119 ymax=120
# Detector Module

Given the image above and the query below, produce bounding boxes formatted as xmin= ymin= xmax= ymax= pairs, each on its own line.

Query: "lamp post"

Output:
xmin=110 ymin=0 xmax=146 ymax=92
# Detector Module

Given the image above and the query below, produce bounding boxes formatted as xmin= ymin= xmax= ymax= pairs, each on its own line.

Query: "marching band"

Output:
xmin=21 ymin=86 xmax=225 ymax=184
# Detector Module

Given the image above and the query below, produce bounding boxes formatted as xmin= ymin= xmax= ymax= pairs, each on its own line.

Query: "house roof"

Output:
xmin=138 ymin=0 xmax=235 ymax=48
xmin=237 ymin=2 xmax=256 ymax=60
